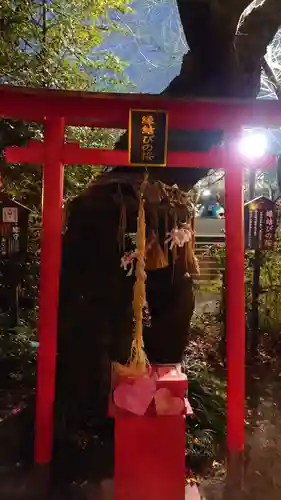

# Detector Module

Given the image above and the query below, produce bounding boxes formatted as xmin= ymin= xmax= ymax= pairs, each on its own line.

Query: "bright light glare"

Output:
xmin=202 ymin=189 xmax=211 ymax=197
xmin=239 ymin=133 xmax=268 ymax=159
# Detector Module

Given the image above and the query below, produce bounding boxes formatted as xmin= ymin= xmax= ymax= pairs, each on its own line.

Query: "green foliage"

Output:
xmin=257 ymin=234 xmax=281 ymax=331
xmin=0 ymin=321 xmax=36 ymax=390
xmin=0 ymin=1 xmax=133 ymax=204
xmin=186 ymin=232 xmax=281 ymax=472
xmin=0 ymin=324 xmax=35 ymax=361
xmin=186 ymin=231 xmax=281 ymax=472
xmin=0 ymin=0 xmax=132 ymax=367
xmin=64 ymin=126 xmax=124 ymax=198
xmin=205 ymin=233 xmax=281 ymax=334
xmin=186 ymin=373 xmax=226 ymax=472
xmin=1 ymin=0 xmax=132 ymax=89
xmin=183 ymin=318 xmax=226 ymax=473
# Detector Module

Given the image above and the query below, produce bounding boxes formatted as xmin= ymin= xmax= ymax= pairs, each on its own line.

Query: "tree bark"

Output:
xmin=56 ymin=0 xmax=281 ymax=459
xmin=170 ymin=0 xmax=281 ymax=99
xmin=114 ymin=1 xmax=281 ymax=192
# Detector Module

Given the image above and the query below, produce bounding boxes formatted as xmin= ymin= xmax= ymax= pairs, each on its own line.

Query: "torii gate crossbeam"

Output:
xmin=1 ymin=84 xmax=280 ymax=496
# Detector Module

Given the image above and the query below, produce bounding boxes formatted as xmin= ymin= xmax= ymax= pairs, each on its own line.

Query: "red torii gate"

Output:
xmin=0 ymin=84 xmax=279 ymax=495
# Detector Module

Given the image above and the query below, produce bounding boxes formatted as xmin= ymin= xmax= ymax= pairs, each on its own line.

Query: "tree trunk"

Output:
xmin=56 ymin=0 xmax=281 ymax=453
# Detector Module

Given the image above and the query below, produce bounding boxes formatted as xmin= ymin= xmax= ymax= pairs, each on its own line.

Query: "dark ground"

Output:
xmin=1 ymin=300 xmax=281 ymax=499
xmin=2 ymin=368 xmax=281 ymax=500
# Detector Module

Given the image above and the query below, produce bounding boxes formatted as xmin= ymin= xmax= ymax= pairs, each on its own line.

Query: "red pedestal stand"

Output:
xmin=111 ymin=365 xmax=188 ymax=500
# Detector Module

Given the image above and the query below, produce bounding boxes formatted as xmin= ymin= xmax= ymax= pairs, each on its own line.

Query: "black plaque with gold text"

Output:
xmin=128 ymin=109 xmax=168 ymax=167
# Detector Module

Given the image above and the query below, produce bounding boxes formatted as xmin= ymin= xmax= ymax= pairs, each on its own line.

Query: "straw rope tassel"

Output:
xmin=113 ymin=178 xmax=149 ymax=378
xmin=129 ymin=193 xmax=149 ymax=371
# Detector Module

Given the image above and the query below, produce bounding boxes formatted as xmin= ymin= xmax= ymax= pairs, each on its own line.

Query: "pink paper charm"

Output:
xmin=184 ymin=397 xmax=194 ymax=416
xmin=157 ymin=364 xmax=182 ymax=379
xmin=113 ymin=376 xmax=156 ymax=415
xmin=185 ymin=484 xmax=201 ymax=499
xmin=154 ymin=388 xmax=184 ymax=415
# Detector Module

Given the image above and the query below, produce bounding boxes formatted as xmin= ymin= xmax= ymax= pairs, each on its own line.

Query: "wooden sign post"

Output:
xmin=244 ymin=196 xmax=277 ymax=250
xmin=0 ymin=194 xmax=30 ymax=325
xmin=244 ymin=195 xmax=277 ymax=351
xmin=0 ymin=195 xmax=29 ymax=260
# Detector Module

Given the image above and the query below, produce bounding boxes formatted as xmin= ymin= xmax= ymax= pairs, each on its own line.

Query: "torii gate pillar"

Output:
xmin=34 ymin=118 xmax=65 ymax=465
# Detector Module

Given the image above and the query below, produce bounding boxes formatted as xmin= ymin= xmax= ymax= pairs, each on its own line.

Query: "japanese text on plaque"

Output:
xmin=141 ymin=115 xmax=155 ymax=162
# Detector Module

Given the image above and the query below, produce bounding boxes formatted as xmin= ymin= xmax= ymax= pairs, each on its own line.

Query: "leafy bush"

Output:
xmin=0 ymin=0 xmax=133 ymax=372
xmin=0 ymin=322 xmax=36 ymax=389
xmin=184 ymin=232 xmax=281 ymax=474
xmin=183 ymin=314 xmax=226 ymax=473
xmin=204 ymin=234 xmax=281 ymax=338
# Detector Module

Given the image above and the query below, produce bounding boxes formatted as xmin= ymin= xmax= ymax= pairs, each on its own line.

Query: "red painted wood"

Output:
xmin=115 ymin=417 xmax=186 ymax=500
xmin=5 ymin=142 xmax=44 ymax=164
xmin=4 ymin=141 xmax=277 ymax=170
xmin=1 ymin=84 xmax=281 ymax=129
xmin=2 ymin=82 xmax=272 ymax=476
xmin=112 ymin=367 xmax=187 ymax=500
xmin=224 ymin=150 xmax=245 ymax=452
xmin=34 ymin=118 xmax=65 ymax=463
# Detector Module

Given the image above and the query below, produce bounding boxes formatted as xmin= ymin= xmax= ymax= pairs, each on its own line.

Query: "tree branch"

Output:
xmin=176 ymin=0 xmax=253 ymax=55
xmin=230 ymin=0 xmax=253 ymax=13
xmin=262 ymin=56 xmax=281 ymax=99
xmin=176 ymin=1 xmax=213 ymax=55
xmin=217 ymin=0 xmax=254 ymax=34
xmin=236 ymin=0 xmax=281 ymax=64
xmin=169 ymin=1 xmax=256 ymax=98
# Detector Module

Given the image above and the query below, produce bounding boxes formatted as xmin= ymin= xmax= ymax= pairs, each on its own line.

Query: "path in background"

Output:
xmin=201 ymin=363 xmax=281 ymax=500
xmin=195 ymin=292 xmax=220 ymax=315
